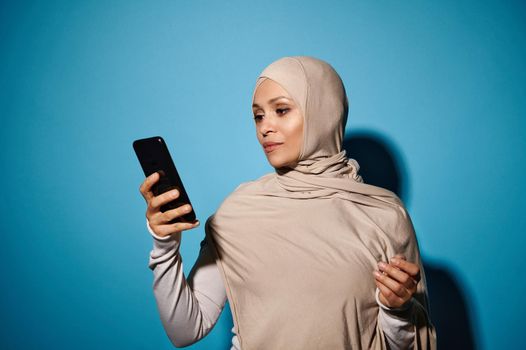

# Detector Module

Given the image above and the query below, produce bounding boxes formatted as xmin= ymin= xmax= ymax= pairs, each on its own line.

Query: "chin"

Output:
xmin=267 ymin=156 xmax=296 ymax=169
xmin=267 ymin=158 xmax=284 ymax=169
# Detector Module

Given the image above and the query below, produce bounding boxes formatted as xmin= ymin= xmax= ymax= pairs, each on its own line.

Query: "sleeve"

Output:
xmin=377 ymin=203 xmax=437 ymax=350
xmin=376 ymin=288 xmax=416 ymax=350
xmin=147 ymin=219 xmax=228 ymax=347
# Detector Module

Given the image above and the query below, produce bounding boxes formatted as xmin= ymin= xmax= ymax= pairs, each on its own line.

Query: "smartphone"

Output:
xmin=133 ymin=136 xmax=196 ymax=223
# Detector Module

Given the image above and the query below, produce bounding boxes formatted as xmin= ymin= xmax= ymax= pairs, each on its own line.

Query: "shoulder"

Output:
xmin=379 ymin=200 xmax=419 ymax=253
xmin=353 ymin=184 xmax=417 ymax=250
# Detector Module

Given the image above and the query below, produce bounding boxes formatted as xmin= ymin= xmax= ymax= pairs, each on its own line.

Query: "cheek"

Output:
xmin=286 ymin=115 xmax=304 ymax=151
xmin=292 ymin=124 xmax=303 ymax=145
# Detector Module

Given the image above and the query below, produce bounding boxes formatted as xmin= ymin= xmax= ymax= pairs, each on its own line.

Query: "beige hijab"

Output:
xmin=205 ymin=56 xmax=436 ymax=349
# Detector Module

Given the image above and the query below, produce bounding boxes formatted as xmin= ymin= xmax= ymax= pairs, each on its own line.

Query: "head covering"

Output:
xmin=252 ymin=56 xmax=348 ymax=162
xmin=206 ymin=56 xmax=436 ymax=349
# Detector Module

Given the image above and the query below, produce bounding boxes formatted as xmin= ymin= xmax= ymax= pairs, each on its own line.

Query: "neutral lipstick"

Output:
xmin=263 ymin=142 xmax=283 ymax=154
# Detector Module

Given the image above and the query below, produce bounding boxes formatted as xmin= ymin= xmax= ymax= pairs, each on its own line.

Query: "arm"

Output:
xmin=376 ymin=288 xmax=415 ymax=350
xmin=374 ymin=256 xmax=432 ymax=350
xmin=148 ymin=220 xmax=228 ymax=347
xmin=138 ymin=172 xmax=230 ymax=347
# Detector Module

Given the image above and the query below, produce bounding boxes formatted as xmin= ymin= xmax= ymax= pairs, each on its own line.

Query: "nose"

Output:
xmin=259 ymin=116 xmax=276 ymax=136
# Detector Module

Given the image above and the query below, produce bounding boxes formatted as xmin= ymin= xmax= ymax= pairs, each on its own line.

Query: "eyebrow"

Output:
xmin=252 ymin=96 xmax=292 ymax=108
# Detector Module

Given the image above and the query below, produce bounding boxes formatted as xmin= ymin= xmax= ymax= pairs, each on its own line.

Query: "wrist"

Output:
xmin=146 ymin=219 xmax=174 ymax=241
xmin=375 ymin=288 xmax=414 ymax=318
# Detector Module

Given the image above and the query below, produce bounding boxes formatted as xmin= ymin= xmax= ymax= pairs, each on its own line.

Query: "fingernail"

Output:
xmin=374 ymin=271 xmax=382 ymax=278
xmin=391 ymin=258 xmax=400 ymax=265
xmin=378 ymin=262 xmax=386 ymax=270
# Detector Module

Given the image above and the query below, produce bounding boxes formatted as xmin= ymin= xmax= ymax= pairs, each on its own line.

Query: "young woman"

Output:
xmin=140 ymin=56 xmax=436 ymax=349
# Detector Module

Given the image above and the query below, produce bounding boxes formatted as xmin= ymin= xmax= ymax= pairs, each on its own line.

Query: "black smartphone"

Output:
xmin=133 ymin=136 xmax=196 ymax=223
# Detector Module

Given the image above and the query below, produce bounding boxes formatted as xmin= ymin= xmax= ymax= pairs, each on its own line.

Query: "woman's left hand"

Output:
xmin=373 ymin=254 xmax=421 ymax=309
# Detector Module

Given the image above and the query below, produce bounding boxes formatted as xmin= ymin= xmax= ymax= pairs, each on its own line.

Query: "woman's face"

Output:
xmin=252 ymin=79 xmax=304 ymax=169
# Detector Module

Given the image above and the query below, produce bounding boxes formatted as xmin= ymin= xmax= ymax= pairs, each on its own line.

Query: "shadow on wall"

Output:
xmin=343 ymin=131 xmax=477 ymax=350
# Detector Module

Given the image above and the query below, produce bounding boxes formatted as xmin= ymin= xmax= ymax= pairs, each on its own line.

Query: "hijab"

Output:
xmin=205 ymin=56 xmax=436 ymax=349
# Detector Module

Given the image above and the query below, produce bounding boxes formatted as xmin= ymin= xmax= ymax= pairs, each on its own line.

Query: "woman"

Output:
xmin=141 ymin=56 xmax=436 ymax=349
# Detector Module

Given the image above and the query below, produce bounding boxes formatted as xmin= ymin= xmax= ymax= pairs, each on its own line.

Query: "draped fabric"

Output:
xmin=205 ymin=56 xmax=436 ymax=349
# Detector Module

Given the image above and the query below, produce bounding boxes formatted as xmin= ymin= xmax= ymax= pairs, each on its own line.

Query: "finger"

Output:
xmin=378 ymin=261 xmax=416 ymax=290
xmin=161 ymin=204 xmax=193 ymax=223
xmin=390 ymin=257 xmax=421 ymax=281
xmin=149 ymin=189 xmax=180 ymax=211
xmin=393 ymin=254 xmax=406 ymax=260
xmin=156 ymin=220 xmax=200 ymax=237
xmin=139 ymin=172 xmax=160 ymax=201
xmin=374 ymin=275 xmax=406 ymax=308
xmin=373 ymin=269 xmax=410 ymax=300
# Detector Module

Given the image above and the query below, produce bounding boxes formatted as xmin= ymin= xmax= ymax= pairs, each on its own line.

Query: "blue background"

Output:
xmin=1 ymin=1 xmax=524 ymax=349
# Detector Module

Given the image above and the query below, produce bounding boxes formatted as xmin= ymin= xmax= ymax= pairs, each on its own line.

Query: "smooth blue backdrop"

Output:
xmin=1 ymin=1 xmax=524 ymax=349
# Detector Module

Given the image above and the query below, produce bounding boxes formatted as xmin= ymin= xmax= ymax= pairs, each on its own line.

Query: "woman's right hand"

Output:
xmin=139 ymin=172 xmax=200 ymax=238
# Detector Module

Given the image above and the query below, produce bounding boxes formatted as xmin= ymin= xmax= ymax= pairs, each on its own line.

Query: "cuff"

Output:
xmin=146 ymin=219 xmax=180 ymax=252
xmin=375 ymin=288 xmax=415 ymax=320
xmin=146 ymin=219 xmax=171 ymax=240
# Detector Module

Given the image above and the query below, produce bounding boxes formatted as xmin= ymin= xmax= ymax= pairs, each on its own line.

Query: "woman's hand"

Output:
xmin=373 ymin=255 xmax=420 ymax=309
xmin=139 ymin=172 xmax=199 ymax=238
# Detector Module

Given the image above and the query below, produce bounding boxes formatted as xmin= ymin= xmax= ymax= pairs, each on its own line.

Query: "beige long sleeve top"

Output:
xmin=147 ymin=220 xmax=415 ymax=349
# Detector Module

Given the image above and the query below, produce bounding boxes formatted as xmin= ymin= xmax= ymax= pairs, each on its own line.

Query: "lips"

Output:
xmin=263 ymin=142 xmax=283 ymax=154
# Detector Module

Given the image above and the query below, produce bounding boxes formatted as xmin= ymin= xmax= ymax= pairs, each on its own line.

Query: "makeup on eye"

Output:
xmin=276 ymin=107 xmax=290 ymax=116
xmin=252 ymin=106 xmax=292 ymax=122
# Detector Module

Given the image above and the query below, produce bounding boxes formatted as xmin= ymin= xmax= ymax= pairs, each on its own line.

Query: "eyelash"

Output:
xmin=276 ymin=108 xmax=290 ymax=115
xmin=253 ymin=108 xmax=290 ymax=122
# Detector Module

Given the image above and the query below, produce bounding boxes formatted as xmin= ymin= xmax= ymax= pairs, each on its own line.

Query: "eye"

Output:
xmin=276 ymin=108 xmax=290 ymax=116
xmin=253 ymin=114 xmax=264 ymax=122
